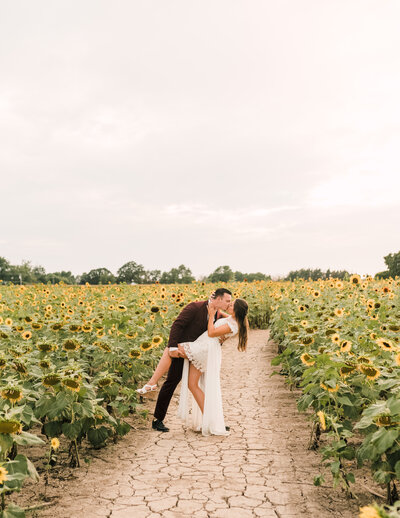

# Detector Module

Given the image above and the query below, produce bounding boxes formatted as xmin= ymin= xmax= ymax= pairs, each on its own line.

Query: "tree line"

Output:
xmin=0 ymin=257 xmax=270 ymax=285
xmin=0 ymin=250 xmax=398 ymax=285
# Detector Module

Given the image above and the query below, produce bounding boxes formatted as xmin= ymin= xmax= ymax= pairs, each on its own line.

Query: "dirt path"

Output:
xmin=35 ymin=330 xmax=371 ymax=518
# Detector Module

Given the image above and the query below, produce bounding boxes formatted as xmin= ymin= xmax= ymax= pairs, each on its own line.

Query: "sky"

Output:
xmin=1 ymin=0 xmax=399 ymax=279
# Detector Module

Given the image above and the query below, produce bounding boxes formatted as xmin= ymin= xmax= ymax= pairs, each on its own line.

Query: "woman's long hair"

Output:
xmin=234 ymin=298 xmax=249 ymax=352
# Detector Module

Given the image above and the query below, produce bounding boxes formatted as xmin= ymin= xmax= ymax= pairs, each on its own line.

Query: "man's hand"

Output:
xmin=219 ymin=335 xmax=228 ymax=345
xmin=207 ymin=304 xmax=217 ymax=317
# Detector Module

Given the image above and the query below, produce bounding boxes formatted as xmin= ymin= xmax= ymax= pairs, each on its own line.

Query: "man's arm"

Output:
xmin=168 ymin=302 xmax=198 ymax=348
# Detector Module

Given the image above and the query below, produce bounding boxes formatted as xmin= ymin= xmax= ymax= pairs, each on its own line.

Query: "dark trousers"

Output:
xmin=153 ymin=357 xmax=184 ymax=421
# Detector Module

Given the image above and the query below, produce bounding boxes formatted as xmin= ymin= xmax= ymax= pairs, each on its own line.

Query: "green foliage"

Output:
xmin=384 ymin=251 xmax=400 ymax=277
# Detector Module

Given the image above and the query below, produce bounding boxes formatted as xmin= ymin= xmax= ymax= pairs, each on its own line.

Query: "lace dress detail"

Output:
xmin=181 ymin=316 xmax=238 ymax=373
xmin=183 ymin=342 xmax=206 ymax=372
xmin=177 ymin=316 xmax=238 ymax=436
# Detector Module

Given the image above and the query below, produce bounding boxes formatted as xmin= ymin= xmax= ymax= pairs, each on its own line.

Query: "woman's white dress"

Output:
xmin=177 ymin=316 xmax=238 ymax=436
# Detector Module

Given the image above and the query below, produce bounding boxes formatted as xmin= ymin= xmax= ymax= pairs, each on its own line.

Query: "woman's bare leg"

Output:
xmin=147 ymin=347 xmax=172 ymax=385
xmin=188 ymin=363 xmax=204 ymax=413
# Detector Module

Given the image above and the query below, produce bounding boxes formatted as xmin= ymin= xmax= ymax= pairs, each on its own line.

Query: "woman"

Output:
xmin=177 ymin=298 xmax=248 ymax=436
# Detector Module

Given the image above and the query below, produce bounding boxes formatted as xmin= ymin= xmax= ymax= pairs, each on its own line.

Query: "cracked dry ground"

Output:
xmin=38 ymin=330 xmax=369 ymax=518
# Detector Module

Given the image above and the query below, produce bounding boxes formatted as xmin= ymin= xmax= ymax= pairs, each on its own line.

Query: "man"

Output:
xmin=152 ymin=288 xmax=232 ymax=432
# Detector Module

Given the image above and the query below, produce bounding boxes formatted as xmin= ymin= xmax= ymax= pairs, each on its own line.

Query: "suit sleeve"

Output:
xmin=168 ymin=302 xmax=198 ymax=348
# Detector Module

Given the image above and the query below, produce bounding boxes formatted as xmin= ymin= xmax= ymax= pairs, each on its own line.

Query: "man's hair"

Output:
xmin=212 ymin=288 xmax=232 ymax=299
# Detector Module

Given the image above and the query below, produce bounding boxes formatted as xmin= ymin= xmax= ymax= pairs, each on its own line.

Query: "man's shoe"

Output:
xmin=152 ymin=419 xmax=169 ymax=432
xmin=225 ymin=426 xmax=230 ymax=431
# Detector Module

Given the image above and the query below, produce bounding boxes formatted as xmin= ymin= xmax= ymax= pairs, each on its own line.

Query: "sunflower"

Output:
xmin=298 ymin=305 xmax=306 ymax=313
xmin=320 ymin=382 xmax=339 ymax=393
xmin=389 ymin=324 xmax=400 ymax=332
xmin=301 ymin=336 xmax=314 ymax=346
xmin=62 ymin=379 xmax=81 ymax=392
xmin=316 ymin=411 xmax=326 ymax=430
xmin=97 ymin=377 xmax=113 ymax=388
xmin=140 ymin=341 xmax=153 ymax=352
xmin=13 ymin=362 xmax=27 ymax=375
xmin=82 ymin=324 xmax=93 ymax=333
xmin=42 ymin=374 xmax=61 ymax=387
xmin=39 ymin=360 xmax=51 ymax=369
xmin=22 ymin=331 xmax=32 ymax=340
xmin=96 ymin=330 xmax=105 ymax=338
xmin=313 ymin=290 xmax=321 ymax=298
xmin=357 ymin=356 xmax=372 ymax=364
xmin=125 ymin=331 xmax=137 ymax=339
xmin=359 ymin=506 xmax=381 ymax=518
xmin=349 ymin=274 xmax=361 ymax=285
xmin=340 ymin=340 xmax=352 ymax=353
xmin=152 ymin=336 xmax=163 ymax=347
xmin=51 ymin=437 xmax=60 ymax=450
xmin=0 ymin=466 xmax=8 ymax=484
xmin=63 ymin=339 xmax=80 ymax=352
xmin=118 ymin=305 xmax=127 ymax=312
xmin=339 ymin=364 xmax=357 ymax=378
xmin=370 ymin=332 xmax=377 ymax=340
xmin=289 ymin=325 xmax=300 ymax=333
xmin=300 ymin=353 xmax=315 ymax=366
xmin=69 ymin=324 xmax=81 ymax=332
xmin=359 ymin=364 xmax=380 ymax=380
xmin=300 ymin=320 xmax=308 ymax=327
xmin=0 ymin=359 xmax=6 ymax=369
xmin=37 ymin=342 xmax=56 ymax=352
xmin=331 ymin=334 xmax=341 ymax=344
xmin=1 ymin=387 xmax=23 ymax=404
xmin=376 ymin=337 xmax=395 ymax=351
xmin=4 ymin=318 xmax=12 ymax=327
xmin=129 ymin=350 xmax=141 ymax=359
xmin=334 ymin=308 xmax=344 ymax=317
xmin=374 ymin=415 xmax=392 ymax=427
xmin=99 ymin=342 xmax=111 ymax=352
xmin=335 ymin=281 xmax=344 ymax=289
xmin=0 ymin=420 xmax=22 ymax=434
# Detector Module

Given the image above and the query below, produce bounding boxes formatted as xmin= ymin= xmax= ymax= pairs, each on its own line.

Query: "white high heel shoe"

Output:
xmin=136 ymin=383 xmax=158 ymax=394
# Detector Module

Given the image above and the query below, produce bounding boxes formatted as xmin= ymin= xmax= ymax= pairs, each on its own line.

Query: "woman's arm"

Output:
xmin=218 ymin=310 xmax=230 ymax=318
xmin=207 ymin=306 xmax=231 ymax=337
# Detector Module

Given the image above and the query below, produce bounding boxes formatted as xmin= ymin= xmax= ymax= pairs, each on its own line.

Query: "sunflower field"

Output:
xmin=0 ymin=280 xmax=270 ymax=517
xmin=268 ymin=275 xmax=400 ymax=506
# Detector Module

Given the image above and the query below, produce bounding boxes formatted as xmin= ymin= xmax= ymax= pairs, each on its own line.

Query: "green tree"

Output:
xmin=79 ymin=268 xmax=116 ymax=285
xmin=143 ymin=270 xmax=162 ymax=284
xmin=116 ymin=261 xmax=146 ymax=284
xmin=384 ymin=251 xmax=400 ymax=277
xmin=0 ymin=257 xmax=12 ymax=281
xmin=233 ymin=271 xmax=270 ymax=282
xmin=160 ymin=265 xmax=195 ymax=284
xmin=45 ymin=271 xmax=77 ymax=284
xmin=208 ymin=265 xmax=234 ymax=283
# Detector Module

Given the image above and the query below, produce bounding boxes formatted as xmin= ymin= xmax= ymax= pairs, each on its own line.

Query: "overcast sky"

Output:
xmin=1 ymin=1 xmax=399 ymax=279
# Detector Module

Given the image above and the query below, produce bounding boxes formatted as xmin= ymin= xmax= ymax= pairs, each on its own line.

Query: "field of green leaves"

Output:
xmin=1 ymin=276 xmax=400 ymax=517
xmin=269 ymin=275 xmax=400 ymax=515
xmin=0 ymin=280 xmax=269 ymax=517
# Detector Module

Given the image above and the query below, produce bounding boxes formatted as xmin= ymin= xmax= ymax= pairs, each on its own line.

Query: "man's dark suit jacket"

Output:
xmin=168 ymin=300 xmax=223 ymax=348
